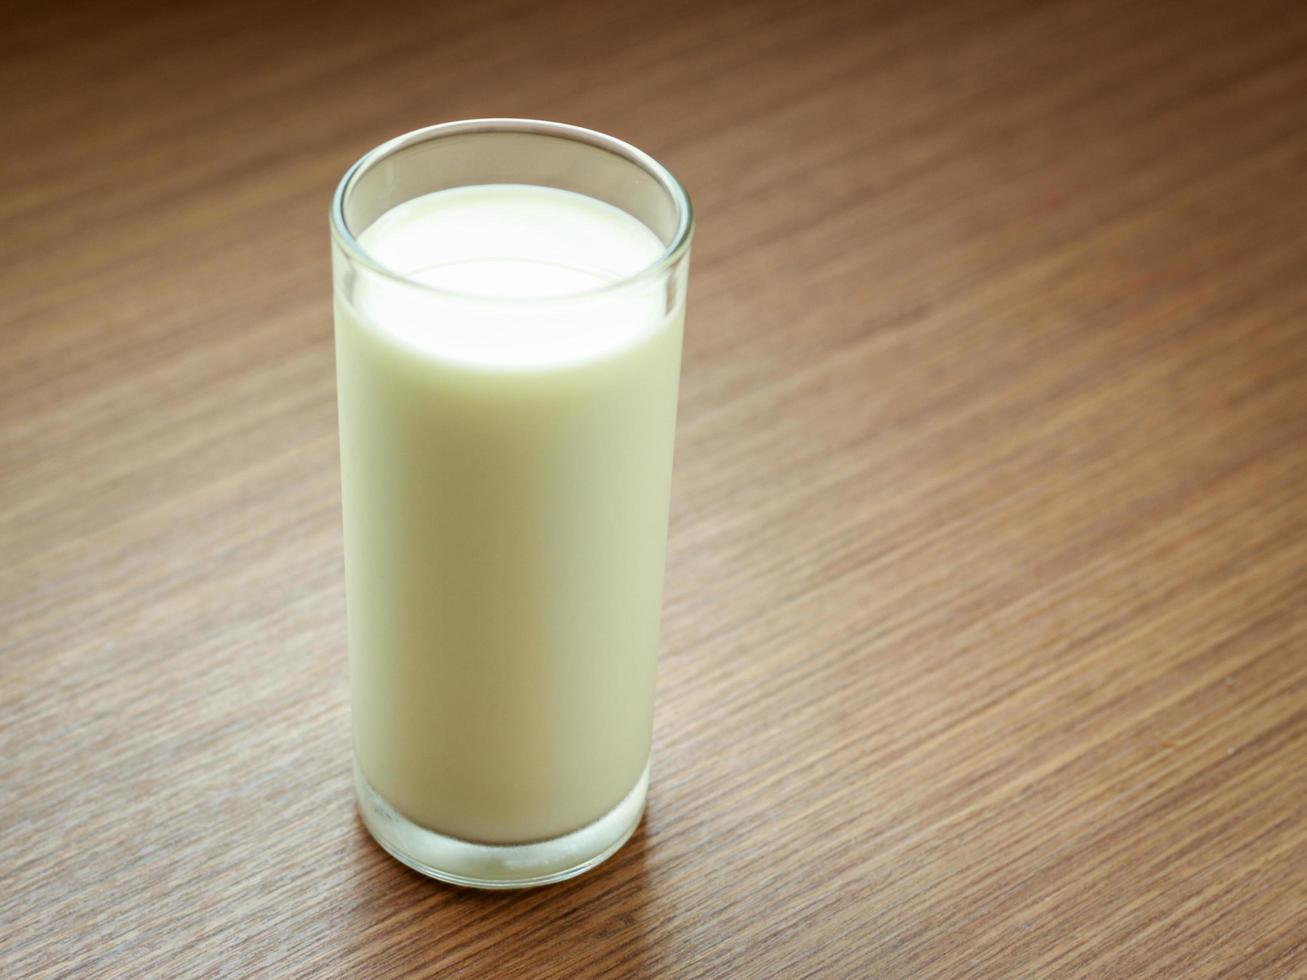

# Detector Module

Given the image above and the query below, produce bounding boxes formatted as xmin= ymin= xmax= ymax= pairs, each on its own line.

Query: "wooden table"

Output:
xmin=4 ymin=0 xmax=1306 ymax=975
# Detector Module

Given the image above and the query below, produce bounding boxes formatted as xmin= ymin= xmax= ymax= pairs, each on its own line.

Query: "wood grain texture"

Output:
xmin=3 ymin=0 xmax=1306 ymax=975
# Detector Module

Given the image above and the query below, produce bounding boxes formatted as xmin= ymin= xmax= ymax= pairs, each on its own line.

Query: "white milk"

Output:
xmin=335 ymin=184 xmax=682 ymax=844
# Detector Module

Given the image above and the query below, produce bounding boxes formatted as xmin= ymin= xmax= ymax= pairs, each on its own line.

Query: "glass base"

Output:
xmin=354 ymin=760 xmax=648 ymax=889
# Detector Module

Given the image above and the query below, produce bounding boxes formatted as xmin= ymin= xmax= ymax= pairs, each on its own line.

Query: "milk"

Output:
xmin=334 ymin=184 xmax=682 ymax=844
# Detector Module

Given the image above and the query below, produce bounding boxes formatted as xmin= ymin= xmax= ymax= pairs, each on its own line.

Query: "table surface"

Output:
xmin=5 ymin=0 xmax=1307 ymax=975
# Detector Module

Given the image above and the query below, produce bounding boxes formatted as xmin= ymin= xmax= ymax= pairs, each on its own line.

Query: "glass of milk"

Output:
xmin=329 ymin=120 xmax=693 ymax=888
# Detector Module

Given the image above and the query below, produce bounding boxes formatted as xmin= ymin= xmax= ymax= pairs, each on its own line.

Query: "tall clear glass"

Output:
xmin=329 ymin=120 xmax=693 ymax=888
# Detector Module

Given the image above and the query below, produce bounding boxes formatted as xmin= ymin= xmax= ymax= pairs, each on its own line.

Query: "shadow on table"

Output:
xmin=345 ymin=810 xmax=657 ymax=972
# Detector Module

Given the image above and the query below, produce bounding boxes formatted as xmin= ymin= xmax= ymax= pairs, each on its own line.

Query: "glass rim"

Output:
xmin=329 ymin=118 xmax=695 ymax=303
